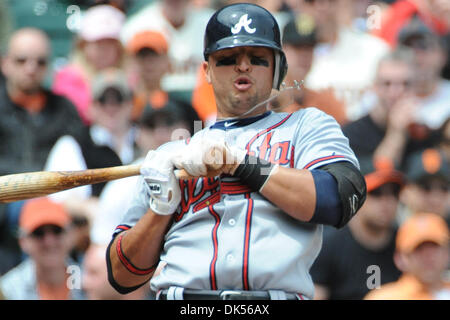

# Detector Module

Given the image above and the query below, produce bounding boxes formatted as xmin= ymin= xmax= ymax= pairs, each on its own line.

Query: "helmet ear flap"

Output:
xmin=273 ymin=51 xmax=288 ymax=90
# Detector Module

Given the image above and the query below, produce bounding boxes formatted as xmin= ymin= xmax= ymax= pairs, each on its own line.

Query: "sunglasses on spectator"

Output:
xmin=376 ymin=79 xmax=413 ymax=88
xmin=97 ymin=88 xmax=128 ymax=106
xmin=30 ymin=225 xmax=65 ymax=239
xmin=403 ymin=37 xmax=440 ymax=50
xmin=136 ymin=48 xmax=160 ymax=59
xmin=13 ymin=56 xmax=48 ymax=67
xmin=418 ymin=180 xmax=449 ymax=192
xmin=369 ymin=183 xmax=401 ymax=198
xmin=304 ymin=0 xmax=336 ymax=3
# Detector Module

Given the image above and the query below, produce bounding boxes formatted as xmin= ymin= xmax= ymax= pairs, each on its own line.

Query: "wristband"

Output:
xmin=233 ymin=154 xmax=276 ymax=191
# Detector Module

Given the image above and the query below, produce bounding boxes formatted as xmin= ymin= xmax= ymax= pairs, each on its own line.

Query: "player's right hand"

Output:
xmin=171 ymin=137 xmax=246 ymax=177
xmin=140 ymin=150 xmax=181 ymax=215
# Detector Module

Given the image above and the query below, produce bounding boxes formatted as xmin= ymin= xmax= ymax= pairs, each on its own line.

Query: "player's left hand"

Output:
xmin=140 ymin=150 xmax=181 ymax=215
xmin=172 ymin=138 xmax=246 ymax=177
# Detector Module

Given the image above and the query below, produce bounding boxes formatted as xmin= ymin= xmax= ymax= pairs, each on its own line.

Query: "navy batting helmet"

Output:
xmin=203 ymin=3 xmax=288 ymax=89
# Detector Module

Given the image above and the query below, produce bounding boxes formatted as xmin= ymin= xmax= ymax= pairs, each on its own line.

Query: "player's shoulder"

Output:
xmin=275 ymin=107 xmax=338 ymax=128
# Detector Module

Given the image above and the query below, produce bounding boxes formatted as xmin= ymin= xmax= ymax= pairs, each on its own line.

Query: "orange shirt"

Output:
xmin=10 ymin=91 xmax=47 ymax=113
xmin=132 ymin=89 xmax=169 ymax=121
xmin=364 ymin=273 xmax=450 ymax=300
xmin=373 ymin=0 xmax=449 ymax=48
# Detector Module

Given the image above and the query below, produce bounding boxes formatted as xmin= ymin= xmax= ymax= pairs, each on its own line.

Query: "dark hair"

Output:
xmin=138 ymin=101 xmax=189 ymax=130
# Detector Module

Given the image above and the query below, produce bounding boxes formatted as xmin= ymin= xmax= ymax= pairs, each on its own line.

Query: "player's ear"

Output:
xmin=202 ymin=61 xmax=212 ymax=84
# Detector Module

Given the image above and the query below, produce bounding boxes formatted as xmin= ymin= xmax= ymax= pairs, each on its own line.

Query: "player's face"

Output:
xmin=204 ymin=46 xmax=274 ymax=118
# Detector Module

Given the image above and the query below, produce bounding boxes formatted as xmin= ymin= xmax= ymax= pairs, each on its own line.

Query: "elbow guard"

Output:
xmin=319 ymin=161 xmax=367 ymax=228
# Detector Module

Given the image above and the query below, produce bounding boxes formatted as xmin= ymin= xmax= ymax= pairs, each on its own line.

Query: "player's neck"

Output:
xmin=216 ymin=109 xmax=266 ymax=121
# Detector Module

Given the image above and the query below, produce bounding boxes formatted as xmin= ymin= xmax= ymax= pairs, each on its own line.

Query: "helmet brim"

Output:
xmin=204 ymin=35 xmax=282 ymax=60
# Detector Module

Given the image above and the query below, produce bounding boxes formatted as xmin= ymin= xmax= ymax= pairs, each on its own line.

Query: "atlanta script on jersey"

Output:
xmin=113 ymin=107 xmax=359 ymax=299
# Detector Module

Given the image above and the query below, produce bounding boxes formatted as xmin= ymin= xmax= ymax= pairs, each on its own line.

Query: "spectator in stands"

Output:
xmin=46 ymin=68 xmax=136 ymax=197
xmin=4 ymin=0 xmax=89 ymax=76
xmin=53 ymin=4 xmax=126 ymax=123
xmin=0 ymin=28 xmax=85 ymax=270
xmin=373 ymin=0 xmax=450 ymax=48
xmin=45 ymin=68 xmax=137 ymax=262
xmin=298 ymin=0 xmax=390 ymax=117
xmin=120 ymin=0 xmax=214 ymax=98
xmin=400 ymin=148 xmax=449 ymax=226
xmin=82 ymin=243 xmax=150 ymax=299
xmin=397 ymin=18 xmax=450 ymax=130
xmin=0 ymin=28 xmax=85 ymax=176
xmin=127 ymin=30 xmax=170 ymax=121
xmin=311 ymin=157 xmax=403 ymax=300
xmin=0 ymin=198 xmax=83 ymax=300
xmin=365 ymin=212 xmax=450 ymax=300
xmin=342 ymin=48 xmax=441 ymax=169
xmin=279 ymin=14 xmax=348 ymax=125
xmin=126 ymin=29 xmax=199 ymax=128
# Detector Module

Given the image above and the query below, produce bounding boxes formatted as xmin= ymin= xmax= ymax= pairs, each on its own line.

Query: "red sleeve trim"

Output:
xmin=116 ymin=233 xmax=157 ymax=276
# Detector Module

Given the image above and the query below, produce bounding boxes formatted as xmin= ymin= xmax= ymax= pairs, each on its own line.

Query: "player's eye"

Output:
xmin=216 ymin=56 xmax=236 ymax=66
xmin=250 ymin=56 xmax=269 ymax=67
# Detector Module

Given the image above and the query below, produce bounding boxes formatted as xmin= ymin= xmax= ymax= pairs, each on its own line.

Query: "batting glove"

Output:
xmin=172 ymin=137 xmax=247 ymax=177
xmin=140 ymin=150 xmax=181 ymax=215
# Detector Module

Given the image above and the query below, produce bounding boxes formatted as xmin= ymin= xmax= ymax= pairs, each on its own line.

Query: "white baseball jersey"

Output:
xmin=113 ymin=107 xmax=358 ymax=300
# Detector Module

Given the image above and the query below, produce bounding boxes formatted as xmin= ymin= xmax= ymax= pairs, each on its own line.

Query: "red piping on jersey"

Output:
xmin=303 ymin=155 xmax=346 ymax=169
xmin=290 ymin=145 xmax=295 ymax=168
xmin=245 ymin=114 xmax=293 ymax=154
xmin=242 ymin=193 xmax=254 ymax=290
xmin=208 ymin=205 xmax=221 ymax=290
xmin=193 ymin=192 xmax=221 ymax=212
xmin=221 ymin=181 xmax=252 ymax=194
xmin=176 ymin=177 xmax=220 ymax=221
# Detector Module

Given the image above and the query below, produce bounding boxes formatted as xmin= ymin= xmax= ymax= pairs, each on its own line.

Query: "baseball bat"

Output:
xmin=0 ymin=165 xmax=203 ymax=203
xmin=0 ymin=145 xmax=228 ymax=203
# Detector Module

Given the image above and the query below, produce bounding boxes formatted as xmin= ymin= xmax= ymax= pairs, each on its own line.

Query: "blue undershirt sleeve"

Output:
xmin=309 ymin=169 xmax=342 ymax=227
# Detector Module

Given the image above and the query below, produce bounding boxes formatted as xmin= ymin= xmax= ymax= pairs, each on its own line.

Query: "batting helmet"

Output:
xmin=203 ymin=3 xmax=288 ymax=89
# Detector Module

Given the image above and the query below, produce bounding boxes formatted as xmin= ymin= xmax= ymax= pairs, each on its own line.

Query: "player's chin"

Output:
xmin=230 ymin=96 xmax=258 ymax=112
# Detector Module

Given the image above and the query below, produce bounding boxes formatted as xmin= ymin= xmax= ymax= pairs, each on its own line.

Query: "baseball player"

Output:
xmin=106 ymin=3 xmax=367 ymax=300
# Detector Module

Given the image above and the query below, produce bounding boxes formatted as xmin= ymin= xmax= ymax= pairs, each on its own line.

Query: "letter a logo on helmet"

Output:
xmin=231 ymin=14 xmax=256 ymax=34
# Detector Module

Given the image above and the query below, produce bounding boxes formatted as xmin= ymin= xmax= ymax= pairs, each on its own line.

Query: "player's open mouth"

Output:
xmin=234 ymin=77 xmax=252 ymax=91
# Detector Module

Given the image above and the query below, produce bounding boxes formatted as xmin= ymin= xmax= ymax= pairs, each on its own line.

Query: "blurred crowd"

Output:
xmin=0 ymin=0 xmax=448 ymax=300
